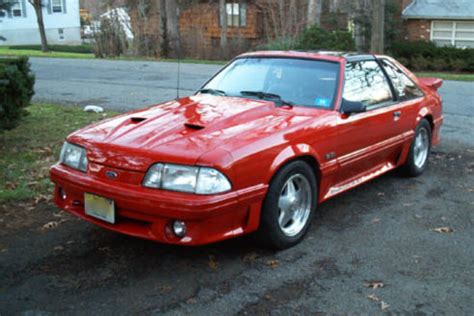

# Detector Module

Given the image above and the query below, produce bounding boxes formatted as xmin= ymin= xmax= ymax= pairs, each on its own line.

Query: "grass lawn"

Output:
xmin=0 ymin=104 xmax=118 ymax=203
xmin=0 ymin=46 xmax=95 ymax=59
xmin=0 ymin=46 xmax=225 ymax=64
xmin=414 ymin=72 xmax=474 ymax=82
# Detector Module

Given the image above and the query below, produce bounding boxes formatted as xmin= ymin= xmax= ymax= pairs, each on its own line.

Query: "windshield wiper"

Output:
xmin=240 ymin=91 xmax=293 ymax=107
xmin=197 ymin=88 xmax=227 ymax=96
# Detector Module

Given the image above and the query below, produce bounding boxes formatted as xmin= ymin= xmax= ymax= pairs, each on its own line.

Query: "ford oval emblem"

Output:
xmin=105 ymin=170 xmax=118 ymax=179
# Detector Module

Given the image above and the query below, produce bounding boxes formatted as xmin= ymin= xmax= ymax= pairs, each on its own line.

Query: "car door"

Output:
xmin=379 ymin=58 xmax=425 ymax=139
xmin=334 ymin=59 xmax=406 ymax=184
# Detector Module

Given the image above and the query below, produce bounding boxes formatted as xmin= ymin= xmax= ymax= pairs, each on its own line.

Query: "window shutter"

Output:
xmin=47 ymin=0 xmax=52 ymax=14
xmin=62 ymin=0 xmax=67 ymax=13
xmin=21 ymin=0 xmax=27 ymax=17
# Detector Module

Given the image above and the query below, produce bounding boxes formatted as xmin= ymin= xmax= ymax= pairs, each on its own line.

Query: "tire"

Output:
xmin=257 ymin=160 xmax=317 ymax=250
xmin=401 ymin=119 xmax=432 ymax=177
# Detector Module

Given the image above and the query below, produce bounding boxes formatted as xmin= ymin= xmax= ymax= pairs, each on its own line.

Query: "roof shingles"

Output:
xmin=402 ymin=0 xmax=474 ymax=20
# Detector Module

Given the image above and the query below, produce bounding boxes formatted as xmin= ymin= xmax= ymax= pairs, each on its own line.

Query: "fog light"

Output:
xmin=59 ymin=187 xmax=67 ymax=200
xmin=172 ymin=220 xmax=187 ymax=238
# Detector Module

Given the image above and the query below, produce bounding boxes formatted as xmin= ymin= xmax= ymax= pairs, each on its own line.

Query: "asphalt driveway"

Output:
xmin=0 ymin=57 xmax=472 ymax=314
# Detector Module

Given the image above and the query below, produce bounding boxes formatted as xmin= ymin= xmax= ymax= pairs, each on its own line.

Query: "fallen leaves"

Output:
xmin=365 ymin=281 xmax=389 ymax=310
xmin=42 ymin=221 xmax=59 ymax=230
xmin=265 ymin=259 xmax=279 ymax=268
xmin=34 ymin=194 xmax=52 ymax=206
xmin=364 ymin=280 xmax=384 ymax=289
xmin=367 ymin=294 xmax=380 ymax=301
xmin=208 ymin=255 xmax=218 ymax=270
xmin=4 ymin=182 xmax=18 ymax=190
xmin=41 ymin=217 xmax=68 ymax=231
xmin=431 ymin=227 xmax=454 ymax=233
xmin=371 ymin=218 xmax=381 ymax=224
xmin=242 ymin=251 xmax=259 ymax=263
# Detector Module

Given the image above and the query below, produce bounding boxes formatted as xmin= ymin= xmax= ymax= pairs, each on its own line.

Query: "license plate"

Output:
xmin=84 ymin=193 xmax=115 ymax=224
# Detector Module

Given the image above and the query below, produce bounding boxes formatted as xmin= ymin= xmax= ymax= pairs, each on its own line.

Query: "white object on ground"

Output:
xmin=84 ymin=105 xmax=104 ymax=113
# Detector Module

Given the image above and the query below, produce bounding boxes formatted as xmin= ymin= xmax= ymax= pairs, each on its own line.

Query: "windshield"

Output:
xmin=201 ymin=57 xmax=340 ymax=109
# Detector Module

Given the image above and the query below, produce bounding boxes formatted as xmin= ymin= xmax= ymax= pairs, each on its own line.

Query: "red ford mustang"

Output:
xmin=50 ymin=51 xmax=443 ymax=249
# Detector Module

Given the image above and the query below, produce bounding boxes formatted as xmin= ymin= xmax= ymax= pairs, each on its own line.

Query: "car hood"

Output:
xmin=69 ymin=95 xmax=329 ymax=171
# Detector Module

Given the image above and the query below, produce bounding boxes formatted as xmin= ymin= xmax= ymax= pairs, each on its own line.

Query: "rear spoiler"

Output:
xmin=418 ymin=77 xmax=443 ymax=91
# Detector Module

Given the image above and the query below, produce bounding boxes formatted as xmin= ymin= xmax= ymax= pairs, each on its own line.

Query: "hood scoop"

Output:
xmin=130 ymin=117 xmax=147 ymax=123
xmin=184 ymin=122 xmax=205 ymax=130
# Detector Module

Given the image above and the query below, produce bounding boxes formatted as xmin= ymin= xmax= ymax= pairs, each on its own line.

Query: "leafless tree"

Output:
xmin=136 ymin=0 xmax=150 ymax=56
xmin=262 ymin=0 xmax=307 ymax=42
xmin=370 ymin=0 xmax=384 ymax=53
xmin=307 ymin=0 xmax=322 ymax=27
xmin=159 ymin=0 xmax=167 ymax=56
xmin=165 ymin=0 xmax=180 ymax=58
xmin=27 ymin=0 xmax=48 ymax=52
xmin=219 ymin=0 xmax=227 ymax=49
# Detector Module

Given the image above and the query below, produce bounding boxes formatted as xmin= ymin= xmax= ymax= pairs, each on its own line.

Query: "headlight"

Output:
xmin=143 ymin=163 xmax=231 ymax=194
xmin=59 ymin=142 xmax=88 ymax=172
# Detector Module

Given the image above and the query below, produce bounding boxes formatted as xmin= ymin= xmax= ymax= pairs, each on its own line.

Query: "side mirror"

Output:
xmin=341 ymin=98 xmax=366 ymax=115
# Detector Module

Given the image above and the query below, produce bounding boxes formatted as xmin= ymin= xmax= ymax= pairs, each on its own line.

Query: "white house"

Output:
xmin=0 ymin=0 xmax=81 ymax=46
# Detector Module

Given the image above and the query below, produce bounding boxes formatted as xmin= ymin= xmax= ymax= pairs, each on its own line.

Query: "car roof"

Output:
xmin=239 ymin=50 xmax=379 ymax=63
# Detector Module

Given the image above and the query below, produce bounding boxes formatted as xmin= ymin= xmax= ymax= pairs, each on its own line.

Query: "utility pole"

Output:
xmin=370 ymin=0 xmax=385 ymax=54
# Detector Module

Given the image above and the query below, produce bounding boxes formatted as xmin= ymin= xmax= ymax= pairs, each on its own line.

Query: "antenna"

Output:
xmin=176 ymin=45 xmax=181 ymax=100
xmin=176 ymin=21 xmax=182 ymax=100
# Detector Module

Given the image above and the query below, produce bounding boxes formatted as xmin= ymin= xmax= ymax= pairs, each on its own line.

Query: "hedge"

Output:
xmin=295 ymin=26 xmax=356 ymax=51
xmin=389 ymin=41 xmax=474 ymax=72
xmin=8 ymin=44 xmax=93 ymax=54
xmin=0 ymin=57 xmax=35 ymax=130
xmin=261 ymin=26 xmax=356 ymax=52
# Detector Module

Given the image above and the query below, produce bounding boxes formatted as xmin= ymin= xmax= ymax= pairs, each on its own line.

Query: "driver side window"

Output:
xmin=343 ymin=60 xmax=393 ymax=109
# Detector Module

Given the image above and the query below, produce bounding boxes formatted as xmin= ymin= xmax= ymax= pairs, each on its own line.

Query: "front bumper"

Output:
xmin=50 ymin=163 xmax=267 ymax=245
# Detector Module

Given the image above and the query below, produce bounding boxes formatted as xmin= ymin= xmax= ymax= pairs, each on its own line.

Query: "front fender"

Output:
xmin=268 ymin=143 xmax=322 ymax=183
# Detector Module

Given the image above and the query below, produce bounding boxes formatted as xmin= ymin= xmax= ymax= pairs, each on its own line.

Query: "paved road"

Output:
xmin=30 ymin=57 xmax=474 ymax=146
xmin=1 ymin=58 xmax=472 ymax=314
xmin=31 ymin=58 xmax=221 ymax=110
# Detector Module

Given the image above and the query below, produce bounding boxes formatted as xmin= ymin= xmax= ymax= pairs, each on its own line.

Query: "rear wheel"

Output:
xmin=257 ymin=160 xmax=317 ymax=249
xmin=402 ymin=119 xmax=431 ymax=177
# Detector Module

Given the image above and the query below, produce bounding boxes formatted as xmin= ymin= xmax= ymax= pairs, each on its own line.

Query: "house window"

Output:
xmin=11 ymin=0 xmax=23 ymax=17
xmin=226 ymin=2 xmax=247 ymax=27
xmin=0 ymin=10 xmax=6 ymax=18
xmin=58 ymin=28 xmax=64 ymax=40
xmin=431 ymin=21 xmax=474 ymax=48
xmin=51 ymin=0 xmax=63 ymax=13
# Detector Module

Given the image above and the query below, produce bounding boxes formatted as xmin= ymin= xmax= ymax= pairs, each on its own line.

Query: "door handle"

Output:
xmin=393 ymin=111 xmax=401 ymax=120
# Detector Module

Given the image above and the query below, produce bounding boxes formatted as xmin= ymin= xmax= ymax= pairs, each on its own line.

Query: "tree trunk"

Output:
xmin=307 ymin=0 xmax=322 ymax=27
xmin=137 ymin=0 xmax=149 ymax=56
xmin=159 ymin=0 xmax=168 ymax=57
xmin=370 ymin=0 xmax=384 ymax=54
xmin=219 ymin=0 xmax=227 ymax=49
xmin=30 ymin=0 xmax=48 ymax=52
xmin=165 ymin=0 xmax=180 ymax=58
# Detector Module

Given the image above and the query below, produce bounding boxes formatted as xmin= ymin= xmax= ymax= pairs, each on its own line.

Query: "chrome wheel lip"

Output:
xmin=414 ymin=127 xmax=429 ymax=169
xmin=277 ymin=174 xmax=312 ymax=237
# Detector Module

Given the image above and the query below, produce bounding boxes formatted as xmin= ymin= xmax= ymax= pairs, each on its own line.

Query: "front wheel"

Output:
xmin=402 ymin=119 xmax=432 ymax=177
xmin=257 ymin=161 xmax=317 ymax=249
